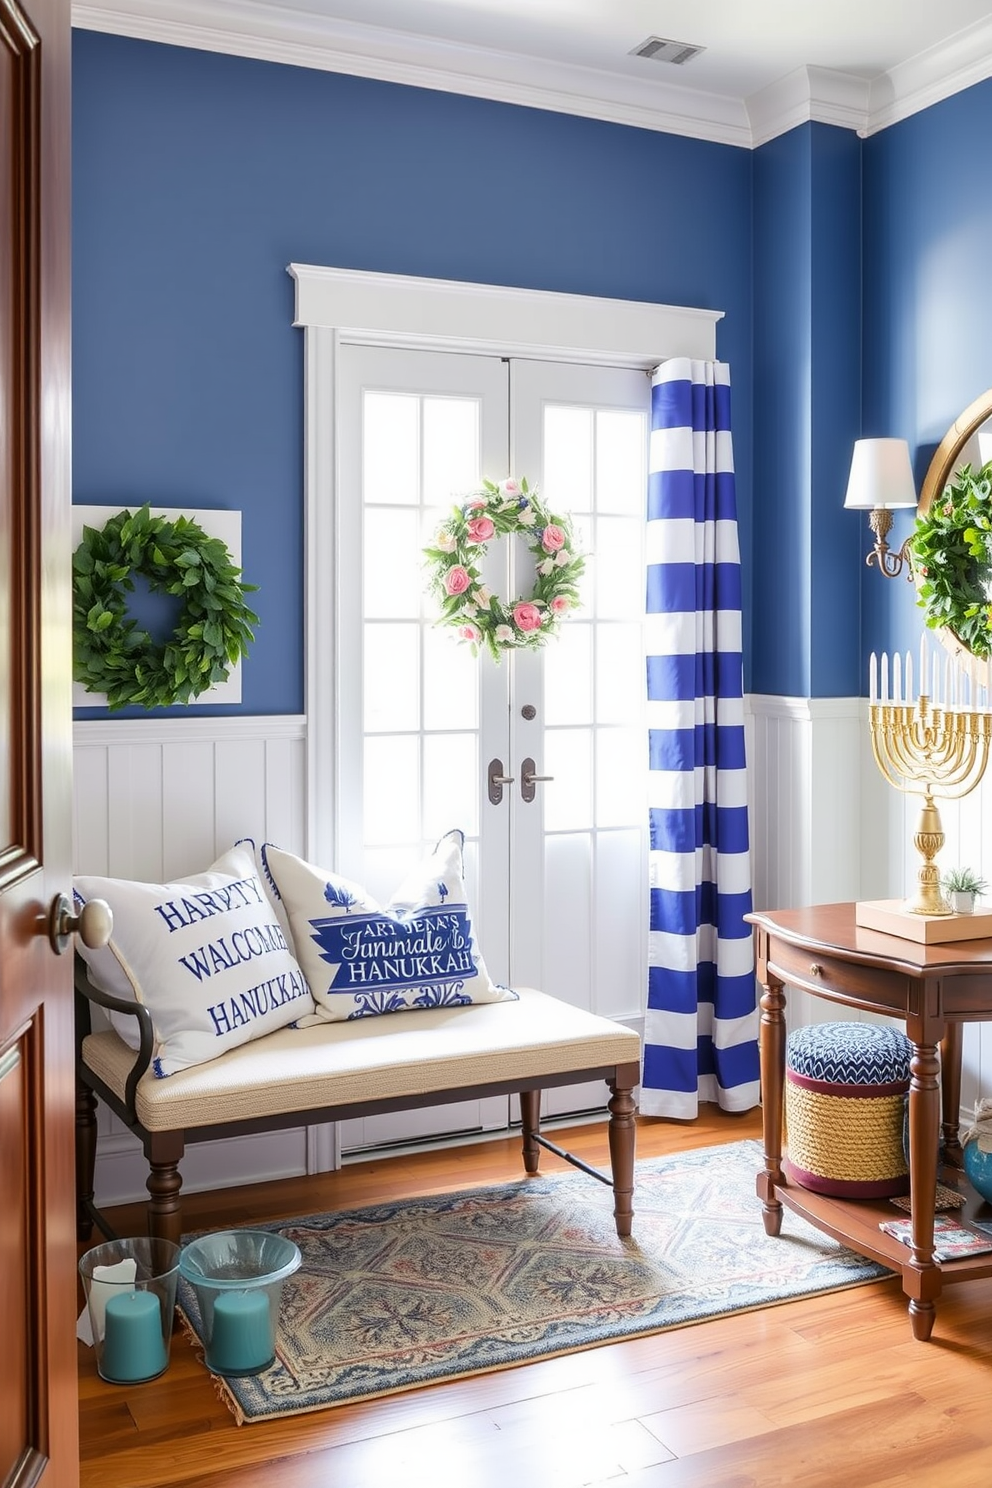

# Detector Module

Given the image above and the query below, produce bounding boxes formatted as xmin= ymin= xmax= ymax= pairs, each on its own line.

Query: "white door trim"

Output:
xmin=289 ymin=264 xmax=722 ymax=367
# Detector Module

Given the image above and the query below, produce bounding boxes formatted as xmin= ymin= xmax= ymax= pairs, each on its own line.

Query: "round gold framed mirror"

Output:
xmin=915 ymin=386 xmax=992 ymax=682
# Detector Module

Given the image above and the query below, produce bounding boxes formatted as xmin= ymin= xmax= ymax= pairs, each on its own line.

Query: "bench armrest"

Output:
xmin=74 ymin=955 xmax=154 ymax=1122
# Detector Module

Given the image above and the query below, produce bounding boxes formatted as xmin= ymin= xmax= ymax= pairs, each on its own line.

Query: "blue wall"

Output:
xmin=751 ymin=123 xmax=862 ymax=698
xmin=77 ymin=34 xmax=992 ymax=708
xmin=71 ymin=31 xmax=754 ymax=716
xmin=862 ymin=78 xmax=992 ymax=667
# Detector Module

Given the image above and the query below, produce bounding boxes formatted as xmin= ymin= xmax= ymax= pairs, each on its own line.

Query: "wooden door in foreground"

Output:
xmin=0 ymin=0 xmax=76 ymax=1484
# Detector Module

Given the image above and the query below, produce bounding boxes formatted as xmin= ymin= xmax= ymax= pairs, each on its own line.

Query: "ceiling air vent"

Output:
xmin=630 ymin=36 xmax=705 ymax=66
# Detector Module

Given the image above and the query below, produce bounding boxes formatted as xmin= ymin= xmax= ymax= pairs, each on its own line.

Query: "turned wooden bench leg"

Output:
xmin=146 ymin=1131 xmax=185 ymax=1245
xmin=520 ymin=1088 xmax=541 ymax=1173
xmin=75 ymin=1078 xmax=98 ymax=1242
xmin=608 ymin=1064 xmax=639 ymax=1239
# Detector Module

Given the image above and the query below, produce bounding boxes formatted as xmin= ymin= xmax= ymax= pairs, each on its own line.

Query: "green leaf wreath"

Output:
xmin=72 ymin=505 xmax=259 ymax=710
xmin=423 ymin=477 xmax=586 ymax=662
xmin=910 ymin=461 xmax=992 ymax=659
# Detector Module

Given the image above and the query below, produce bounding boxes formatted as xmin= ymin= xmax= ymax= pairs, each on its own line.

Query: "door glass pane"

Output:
xmin=423 ymin=733 xmax=479 ymax=840
xmin=364 ymin=623 xmax=420 ymax=732
xmin=364 ymin=393 xmax=419 ymax=504
xmin=596 ymin=725 xmax=645 ymax=827
xmin=594 ymin=515 xmax=643 ymax=620
xmin=543 ymin=729 xmax=592 ymax=832
xmin=423 ymin=398 xmax=479 ymax=506
xmin=597 ymin=623 xmax=644 ymax=724
xmin=364 ymin=508 xmax=423 ymax=618
xmin=424 ymin=626 xmax=478 ymax=731
xmin=597 ymin=409 xmax=649 ymax=514
xmin=543 ymin=406 xmax=593 ymax=513
xmin=360 ymin=381 xmax=487 ymax=859
xmin=544 ymin=622 xmax=592 ymax=726
xmin=364 ymin=735 xmax=420 ymax=845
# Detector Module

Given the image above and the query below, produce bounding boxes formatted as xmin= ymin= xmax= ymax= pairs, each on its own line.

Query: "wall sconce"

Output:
xmin=844 ymin=437 xmax=917 ymax=580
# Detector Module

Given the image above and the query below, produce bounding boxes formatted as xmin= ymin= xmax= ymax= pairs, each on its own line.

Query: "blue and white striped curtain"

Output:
xmin=642 ymin=358 xmax=759 ymax=1119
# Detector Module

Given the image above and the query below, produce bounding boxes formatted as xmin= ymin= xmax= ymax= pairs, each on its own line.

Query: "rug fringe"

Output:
xmin=176 ymin=1304 xmax=247 ymax=1426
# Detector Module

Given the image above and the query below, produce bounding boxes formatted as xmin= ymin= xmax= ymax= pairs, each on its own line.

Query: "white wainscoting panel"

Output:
xmin=73 ymin=715 xmax=311 ymax=1206
xmin=747 ymin=695 xmax=863 ymax=1032
xmin=73 ymin=715 xmax=307 ymax=880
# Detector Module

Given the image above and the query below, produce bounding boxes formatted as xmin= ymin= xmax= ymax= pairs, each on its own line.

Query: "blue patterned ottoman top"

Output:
xmin=786 ymin=1021 xmax=912 ymax=1084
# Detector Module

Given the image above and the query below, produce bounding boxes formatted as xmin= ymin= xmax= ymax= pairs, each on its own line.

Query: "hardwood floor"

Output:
xmin=77 ymin=1107 xmax=992 ymax=1488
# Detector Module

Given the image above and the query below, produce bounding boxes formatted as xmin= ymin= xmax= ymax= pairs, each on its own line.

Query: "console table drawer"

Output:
xmin=768 ymin=940 xmax=900 ymax=1011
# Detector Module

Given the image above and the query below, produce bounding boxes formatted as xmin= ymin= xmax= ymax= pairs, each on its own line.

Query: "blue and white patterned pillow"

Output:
xmin=260 ymin=830 xmax=517 ymax=1022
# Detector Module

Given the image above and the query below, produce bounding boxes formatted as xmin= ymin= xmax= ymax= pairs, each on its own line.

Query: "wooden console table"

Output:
xmin=748 ymin=903 xmax=992 ymax=1341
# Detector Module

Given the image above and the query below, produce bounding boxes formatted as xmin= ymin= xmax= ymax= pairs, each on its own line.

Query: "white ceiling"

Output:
xmin=72 ymin=0 xmax=992 ymax=147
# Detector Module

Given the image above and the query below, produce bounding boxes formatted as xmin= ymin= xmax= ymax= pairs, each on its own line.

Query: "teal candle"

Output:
xmin=101 ymin=1291 xmax=168 ymax=1383
xmin=206 ymin=1290 xmax=274 ymax=1376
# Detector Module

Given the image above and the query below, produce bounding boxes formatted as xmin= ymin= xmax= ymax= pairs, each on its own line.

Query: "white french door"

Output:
xmin=333 ymin=344 xmax=649 ymax=1149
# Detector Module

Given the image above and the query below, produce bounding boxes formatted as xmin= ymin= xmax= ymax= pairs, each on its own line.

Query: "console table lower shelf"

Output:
xmin=757 ymin=1156 xmax=992 ymax=1308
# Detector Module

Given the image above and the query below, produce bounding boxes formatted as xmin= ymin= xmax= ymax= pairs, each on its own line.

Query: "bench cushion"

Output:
xmin=81 ymin=986 xmax=640 ymax=1132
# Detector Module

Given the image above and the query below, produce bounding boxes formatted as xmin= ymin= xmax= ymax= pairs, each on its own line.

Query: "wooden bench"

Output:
xmin=75 ymin=960 xmax=641 ymax=1246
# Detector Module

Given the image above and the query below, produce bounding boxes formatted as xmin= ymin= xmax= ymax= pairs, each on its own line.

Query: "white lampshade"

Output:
xmin=843 ymin=437 xmax=917 ymax=511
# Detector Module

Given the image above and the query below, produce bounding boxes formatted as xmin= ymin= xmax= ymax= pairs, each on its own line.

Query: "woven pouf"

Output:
xmin=785 ymin=1021 xmax=913 ymax=1198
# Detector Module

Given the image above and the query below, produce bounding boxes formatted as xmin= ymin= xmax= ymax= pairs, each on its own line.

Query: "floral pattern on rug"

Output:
xmin=178 ymin=1138 xmax=891 ymax=1423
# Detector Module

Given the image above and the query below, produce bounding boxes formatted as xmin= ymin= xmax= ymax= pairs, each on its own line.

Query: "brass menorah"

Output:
xmin=869 ymin=648 xmax=992 ymax=915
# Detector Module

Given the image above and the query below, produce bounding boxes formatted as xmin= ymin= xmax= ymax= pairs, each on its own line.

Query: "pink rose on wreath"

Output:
xmin=466 ymin=515 xmax=495 ymax=543
xmin=541 ymin=524 xmax=566 ymax=553
xmin=466 ymin=496 xmax=488 ymax=510
xmin=445 ymin=566 xmax=471 ymax=596
xmin=459 ymin=623 xmax=481 ymax=644
xmin=513 ymin=601 xmax=543 ymax=632
xmin=550 ymin=595 xmax=570 ymax=616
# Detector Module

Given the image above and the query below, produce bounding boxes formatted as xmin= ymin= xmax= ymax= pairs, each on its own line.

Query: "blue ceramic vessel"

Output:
xmin=963 ymin=1141 xmax=992 ymax=1204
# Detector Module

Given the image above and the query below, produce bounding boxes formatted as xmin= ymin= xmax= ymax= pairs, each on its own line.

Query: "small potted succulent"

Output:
xmin=941 ymin=866 xmax=988 ymax=914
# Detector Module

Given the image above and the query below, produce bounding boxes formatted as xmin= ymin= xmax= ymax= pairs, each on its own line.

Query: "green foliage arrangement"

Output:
xmin=941 ymin=866 xmax=988 ymax=896
xmin=423 ymin=477 xmax=585 ymax=663
xmin=910 ymin=461 xmax=992 ymax=658
xmin=73 ymin=505 xmax=259 ymax=711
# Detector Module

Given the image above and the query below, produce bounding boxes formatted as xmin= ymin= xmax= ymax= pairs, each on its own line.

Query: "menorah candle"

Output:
xmin=905 ymin=653 xmax=913 ymax=705
xmin=893 ymin=651 xmax=902 ymax=703
xmin=881 ymin=652 xmax=889 ymax=702
xmin=869 ymin=652 xmax=877 ymax=704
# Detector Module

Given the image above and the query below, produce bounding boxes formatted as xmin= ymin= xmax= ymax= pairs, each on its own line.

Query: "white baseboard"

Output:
xmin=93 ymin=1126 xmax=310 ymax=1208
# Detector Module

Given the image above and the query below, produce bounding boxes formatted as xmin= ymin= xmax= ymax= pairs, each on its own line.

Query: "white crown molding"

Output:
xmin=70 ymin=0 xmax=752 ymax=147
xmin=866 ymin=14 xmax=992 ymax=136
xmin=747 ymin=67 xmax=872 ymax=150
xmin=70 ymin=0 xmax=992 ymax=147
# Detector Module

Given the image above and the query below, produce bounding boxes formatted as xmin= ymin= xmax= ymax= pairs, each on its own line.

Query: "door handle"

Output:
xmin=487 ymin=758 xmax=515 ymax=806
xmin=521 ymin=758 xmax=554 ymax=804
xmin=46 ymin=894 xmax=113 ymax=957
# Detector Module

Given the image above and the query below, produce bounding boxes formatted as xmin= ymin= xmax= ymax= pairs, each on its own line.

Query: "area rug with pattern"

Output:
xmin=178 ymin=1138 xmax=892 ymax=1424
